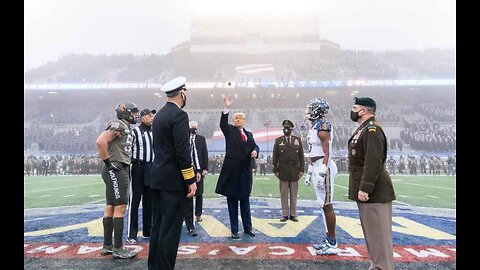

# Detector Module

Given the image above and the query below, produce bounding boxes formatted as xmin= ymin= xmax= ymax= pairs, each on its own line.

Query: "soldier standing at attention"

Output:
xmin=348 ymin=97 xmax=396 ymax=270
xmin=272 ymin=119 xmax=304 ymax=222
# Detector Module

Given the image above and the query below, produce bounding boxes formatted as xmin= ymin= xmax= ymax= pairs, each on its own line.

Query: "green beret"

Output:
xmin=354 ymin=97 xmax=376 ymax=110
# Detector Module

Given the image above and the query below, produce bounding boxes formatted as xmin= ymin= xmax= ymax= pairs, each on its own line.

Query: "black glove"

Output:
xmin=103 ymin=158 xmax=122 ymax=171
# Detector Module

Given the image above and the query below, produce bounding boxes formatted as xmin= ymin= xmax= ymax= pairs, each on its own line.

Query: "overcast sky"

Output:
xmin=24 ymin=0 xmax=455 ymax=71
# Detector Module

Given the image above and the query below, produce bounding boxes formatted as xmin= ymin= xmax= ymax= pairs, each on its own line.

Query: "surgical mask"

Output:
xmin=350 ymin=110 xmax=360 ymax=122
xmin=190 ymin=128 xmax=197 ymax=134
xmin=283 ymin=128 xmax=292 ymax=136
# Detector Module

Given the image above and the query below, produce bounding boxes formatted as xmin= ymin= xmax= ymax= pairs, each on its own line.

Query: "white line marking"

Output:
xmin=25 ymin=182 xmax=103 ymax=194
xmin=394 ymin=200 xmax=412 ymax=206
xmin=87 ymin=199 xmax=105 ymax=204
xmin=39 ymin=195 xmax=51 ymax=198
xmin=393 ymin=182 xmax=455 ymax=191
xmin=334 ymin=184 xmax=348 ymax=189
xmin=398 ymin=195 xmax=409 ymax=198
xmin=426 ymin=195 xmax=439 ymax=199
xmin=89 ymin=195 xmax=101 ymax=198
xmin=63 ymin=194 xmax=76 ymax=198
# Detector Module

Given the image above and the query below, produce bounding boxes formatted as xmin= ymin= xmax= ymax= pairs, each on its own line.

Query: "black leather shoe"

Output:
xmin=188 ymin=229 xmax=198 ymax=237
xmin=289 ymin=216 xmax=299 ymax=222
xmin=280 ymin=216 xmax=288 ymax=222
xmin=244 ymin=230 xmax=256 ymax=237
xmin=231 ymin=232 xmax=240 ymax=239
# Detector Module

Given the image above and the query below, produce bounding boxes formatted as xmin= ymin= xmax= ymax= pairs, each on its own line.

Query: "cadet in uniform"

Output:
xmin=303 ymin=98 xmax=340 ymax=255
xmin=148 ymin=77 xmax=197 ymax=270
xmin=347 ymin=97 xmax=396 ymax=270
xmin=272 ymin=119 xmax=304 ymax=222
xmin=96 ymin=101 xmax=139 ymax=259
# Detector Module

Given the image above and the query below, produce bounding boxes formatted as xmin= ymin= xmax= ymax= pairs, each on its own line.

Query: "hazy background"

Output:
xmin=24 ymin=0 xmax=455 ymax=71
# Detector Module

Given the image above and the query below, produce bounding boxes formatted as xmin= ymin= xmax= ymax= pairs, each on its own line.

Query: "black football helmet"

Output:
xmin=305 ymin=98 xmax=329 ymax=120
xmin=115 ymin=101 xmax=139 ymax=124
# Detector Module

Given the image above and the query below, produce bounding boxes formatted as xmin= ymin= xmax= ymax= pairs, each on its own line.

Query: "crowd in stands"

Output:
xmin=24 ymin=86 xmax=455 ymax=154
xmin=400 ymin=120 xmax=455 ymax=152
xmin=25 ymin=49 xmax=454 ymax=83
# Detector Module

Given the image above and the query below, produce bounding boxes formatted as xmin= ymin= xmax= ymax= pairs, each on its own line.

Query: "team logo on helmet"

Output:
xmin=305 ymin=98 xmax=329 ymax=121
xmin=116 ymin=101 xmax=139 ymax=124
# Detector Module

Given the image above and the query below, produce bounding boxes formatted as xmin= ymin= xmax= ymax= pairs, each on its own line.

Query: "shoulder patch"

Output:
xmin=107 ymin=119 xmax=126 ymax=132
xmin=312 ymin=118 xmax=331 ymax=131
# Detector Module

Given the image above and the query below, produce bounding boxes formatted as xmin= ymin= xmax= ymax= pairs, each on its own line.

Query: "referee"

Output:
xmin=126 ymin=108 xmax=156 ymax=244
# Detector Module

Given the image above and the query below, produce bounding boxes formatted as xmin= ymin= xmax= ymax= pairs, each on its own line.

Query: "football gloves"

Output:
xmin=103 ymin=158 xmax=122 ymax=171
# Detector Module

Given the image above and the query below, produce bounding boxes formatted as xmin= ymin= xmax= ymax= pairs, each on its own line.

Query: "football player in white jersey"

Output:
xmin=304 ymin=98 xmax=339 ymax=255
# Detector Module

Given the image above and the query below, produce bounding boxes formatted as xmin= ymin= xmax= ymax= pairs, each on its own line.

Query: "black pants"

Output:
xmin=184 ymin=194 xmax=203 ymax=230
xmin=127 ymin=162 xmax=152 ymax=239
xmin=148 ymin=189 xmax=186 ymax=270
xmin=227 ymin=196 xmax=252 ymax=234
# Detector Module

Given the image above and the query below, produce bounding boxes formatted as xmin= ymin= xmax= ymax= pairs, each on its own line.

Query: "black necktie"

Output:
xmin=191 ymin=137 xmax=199 ymax=170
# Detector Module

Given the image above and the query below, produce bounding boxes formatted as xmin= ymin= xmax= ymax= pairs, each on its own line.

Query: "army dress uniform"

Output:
xmin=272 ymin=121 xmax=304 ymax=220
xmin=347 ymin=115 xmax=396 ymax=270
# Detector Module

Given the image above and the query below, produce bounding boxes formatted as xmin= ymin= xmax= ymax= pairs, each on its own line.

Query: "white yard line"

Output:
xmin=393 ymin=182 xmax=455 ymax=191
xmin=426 ymin=195 xmax=439 ymax=199
xmin=39 ymin=195 xmax=51 ymax=198
xmin=62 ymin=194 xmax=76 ymax=198
xmin=334 ymin=184 xmax=348 ymax=189
xmin=25 ymin=182 xmax=103 ymax=194
xmin=86 ymin=199 xmax=105 ymax=204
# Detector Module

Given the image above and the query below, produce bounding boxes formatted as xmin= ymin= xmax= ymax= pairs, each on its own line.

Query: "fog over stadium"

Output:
xmin=24 ymin=0 xmax=455 ymax=70
xmin=24 ymin=0 xmax=455 ymax=170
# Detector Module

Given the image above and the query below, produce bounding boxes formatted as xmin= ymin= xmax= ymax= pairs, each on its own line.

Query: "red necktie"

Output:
xmin=241 ymin=131 xmax=246 ymax=142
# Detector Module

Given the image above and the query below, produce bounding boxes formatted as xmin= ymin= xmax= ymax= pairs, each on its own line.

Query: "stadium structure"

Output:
xmin=24 ymin=14 xmax=455 ymax=158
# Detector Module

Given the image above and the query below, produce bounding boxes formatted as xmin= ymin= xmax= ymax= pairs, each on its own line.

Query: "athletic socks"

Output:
xmin=103 ymin=217 xmax=113 ymax=246
xmin=113 ymin=217 xmax=124 ymax=248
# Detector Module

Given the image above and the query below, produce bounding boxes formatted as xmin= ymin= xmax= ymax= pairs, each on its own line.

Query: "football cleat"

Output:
xmin=100 ymin=244 xmax=113 ymax=256
xmin=112 ymin=246 xmax=138 ymax=259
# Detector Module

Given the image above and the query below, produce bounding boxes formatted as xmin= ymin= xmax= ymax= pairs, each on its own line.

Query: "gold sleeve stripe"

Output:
xmin=181 ymin=167 xmax=195 ymax=180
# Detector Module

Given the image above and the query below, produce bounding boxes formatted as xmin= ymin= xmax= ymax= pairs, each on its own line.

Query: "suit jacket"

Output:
xmin=191 ymin=134 xmax=209 ymax=194
xmin=215 ymin=112 xmax=259 ymax=199
xmin=272 ymin=135 xmax=305 ymax=181
xmin=150 ymin=102 xmax=196 ymax=192
xmin=347 ymin=117 xmax=396 ymax=203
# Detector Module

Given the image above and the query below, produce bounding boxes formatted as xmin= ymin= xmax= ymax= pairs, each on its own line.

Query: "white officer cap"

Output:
xmin=161 ymin=76 xmax=187 ymax=97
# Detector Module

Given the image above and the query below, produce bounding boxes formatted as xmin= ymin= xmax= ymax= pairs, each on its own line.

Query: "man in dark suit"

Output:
xmin=272 ymin=119 xmax=305 ymax=222
xmin=183 ymin=120 xmax=209 ymax=237
xmin=348 ymin=97 xmax=396 ymax=270
xmin=215 ymin=95 xmax=259 ymax=239
xmin=148 ymin=76 xmax=197 ymax=270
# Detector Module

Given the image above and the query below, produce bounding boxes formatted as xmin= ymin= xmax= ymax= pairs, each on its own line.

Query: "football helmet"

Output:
xmin=115 ymin=101 xmax=139 ymax=124
xmin=305 ymin=98 xmax=329 ymax=120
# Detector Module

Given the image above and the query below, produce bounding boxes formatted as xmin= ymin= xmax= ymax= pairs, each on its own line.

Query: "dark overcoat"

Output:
xmin=215 ymin=112 xmax=259 ymax=199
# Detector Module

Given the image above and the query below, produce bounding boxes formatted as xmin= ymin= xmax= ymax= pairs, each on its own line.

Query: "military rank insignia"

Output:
xmin=368 ymin=126 xmax=377 ymax=132
xmin=322 ymin=123 xmax=328 ymax=130
xmin=351 ymin=149 xmax=356 ymax=156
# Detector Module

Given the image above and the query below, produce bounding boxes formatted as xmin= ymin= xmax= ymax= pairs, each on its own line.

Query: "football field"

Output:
xmin=24 ymin=174 xmax=456 ymax=209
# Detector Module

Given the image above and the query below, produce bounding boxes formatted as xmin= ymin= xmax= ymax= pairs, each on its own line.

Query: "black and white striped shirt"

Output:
xmin=132 ymin=124 xmax=154 ymax=162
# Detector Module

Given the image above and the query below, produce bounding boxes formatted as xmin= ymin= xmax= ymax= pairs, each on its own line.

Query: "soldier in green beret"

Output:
xmin=348 ymin=97 xmax=396 ymax=270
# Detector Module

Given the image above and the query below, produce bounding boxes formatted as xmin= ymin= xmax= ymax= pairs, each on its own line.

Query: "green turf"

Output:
xmin=24 ymin=174 xmax=456 ymax=209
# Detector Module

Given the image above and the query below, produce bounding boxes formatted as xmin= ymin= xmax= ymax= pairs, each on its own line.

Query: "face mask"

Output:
xmin=181 ymin=91 xmax=187 ymax=108
xmin=283 ymin=128 xmax=292 ymax=136
xmin=350 ymin=110 xmax=360 ymax=122
xmin=190 ymin=128 xmax=197 ymax=134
